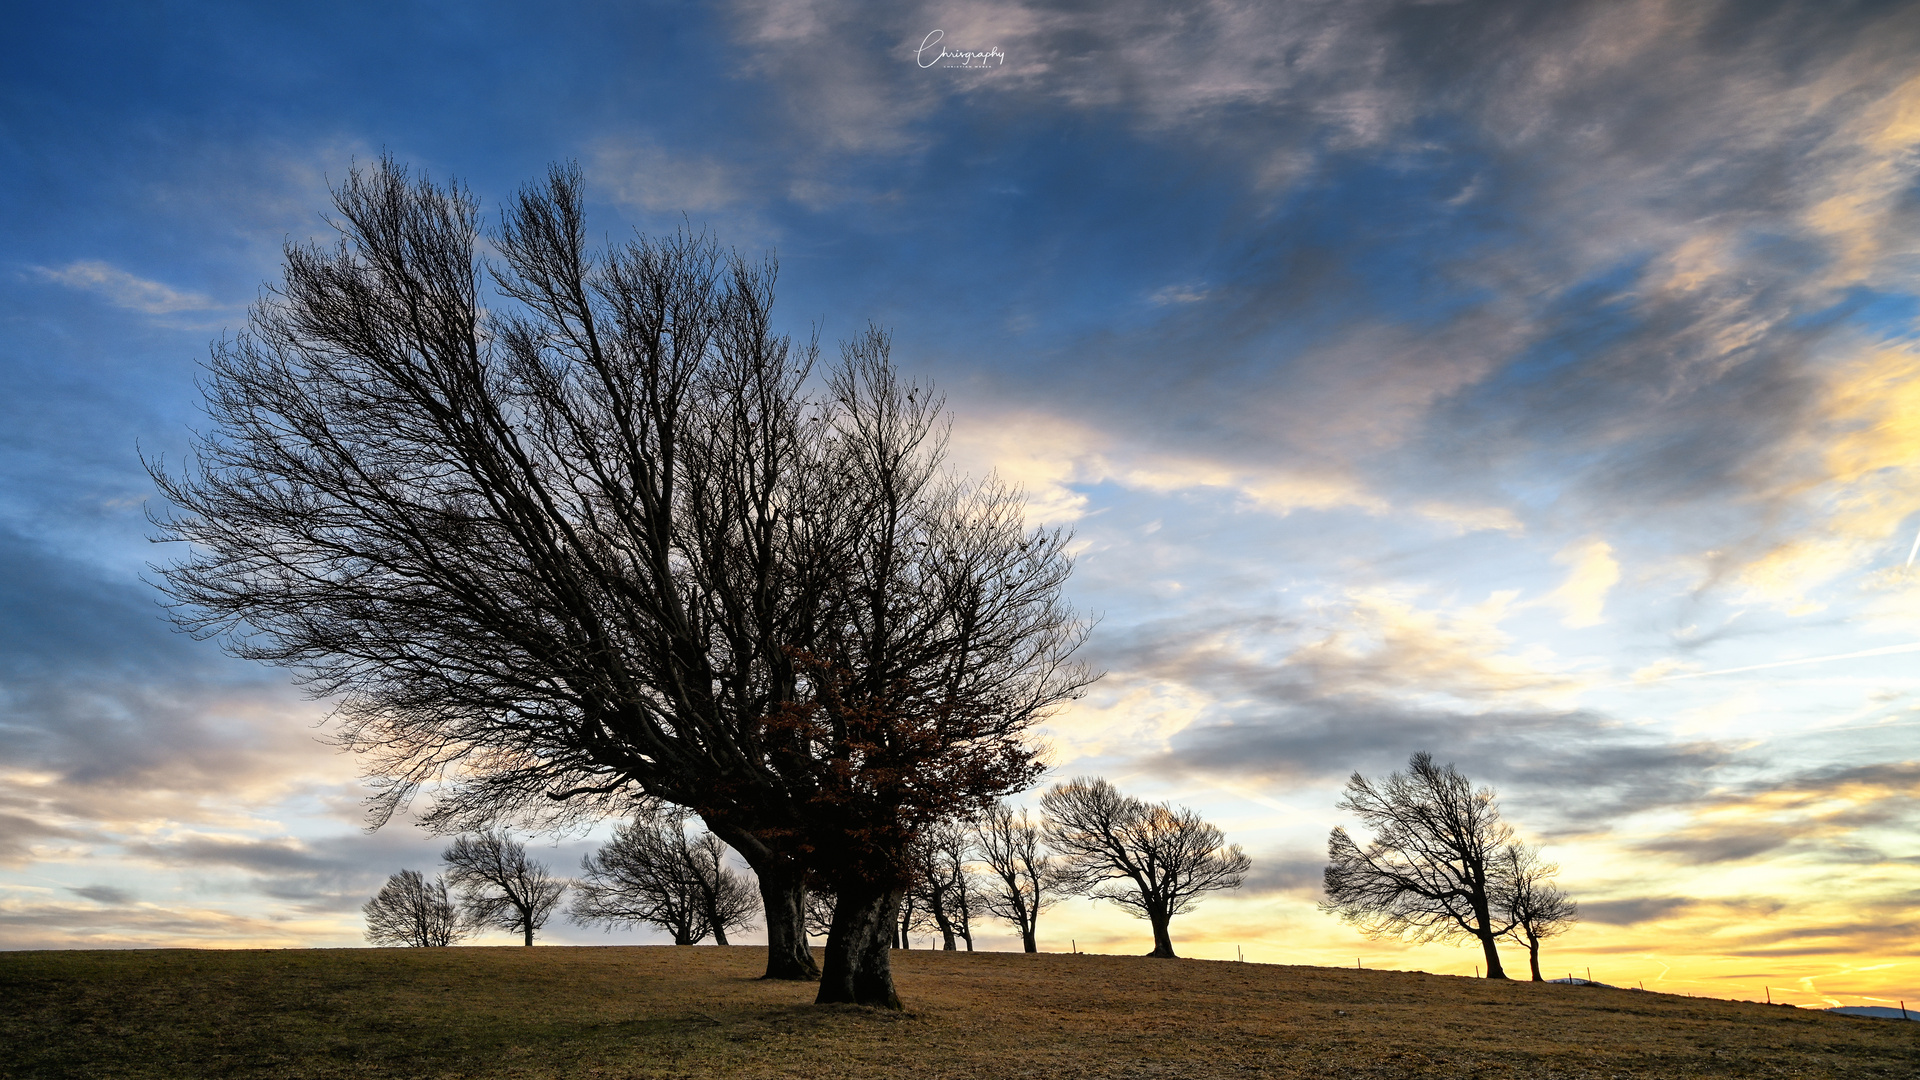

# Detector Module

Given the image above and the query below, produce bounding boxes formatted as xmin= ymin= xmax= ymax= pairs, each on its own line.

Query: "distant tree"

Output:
xmin=1041 ymin=778 xmax=1250 ymax=958
xmin=1497 ymin=843 xmax=1577 ymax=982
xmin=904 ymin=818 xmax=983 ymax=951
xmin=894 ymin=885 xmax=928 ymax=949
xmin=973 ymin=801 xmax=1066 ymax=953
xmin=443 ymin=831 xmax=568 ymax=946
xmin=363 ymin=869 xmax=466 ymax=947
xmin=572 ymin=807 xmax=758 ymax=945
xmin=1321 ymin=752 xmax=1517 ymax=978
xmin=805 ymin=885 xmax=836 ymax=941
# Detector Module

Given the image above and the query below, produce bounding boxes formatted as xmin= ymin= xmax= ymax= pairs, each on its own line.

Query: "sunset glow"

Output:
xmin=2 ymin=1 xmax=1917 ymax=1009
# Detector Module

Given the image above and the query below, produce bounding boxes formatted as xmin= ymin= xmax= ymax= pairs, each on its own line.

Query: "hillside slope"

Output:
xmin=4 ymin=946 xmax=1913 ymax=1078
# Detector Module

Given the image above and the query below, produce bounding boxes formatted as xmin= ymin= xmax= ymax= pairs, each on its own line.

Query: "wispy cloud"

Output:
xmin=29 ymin=260 xmax=223 ymax=315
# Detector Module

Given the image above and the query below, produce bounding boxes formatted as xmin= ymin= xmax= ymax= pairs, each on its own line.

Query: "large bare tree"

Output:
xmin=363 ymin=868 xmax=466 ymax=947
xmin=1497 ymin=842 xmax=1577 ymax=982
xmin=148 ymin=158 xmax=1091 ymax=1007
xmin=1321 ymin=752 xmax=1517 ymax=978
xmin=973 ymin=800 xmax=1064 ymax=953
xmin=1041 ymin=778 xmax=1250 ymax=958
xmin=572 ymin=805 xmax=758 ymax=945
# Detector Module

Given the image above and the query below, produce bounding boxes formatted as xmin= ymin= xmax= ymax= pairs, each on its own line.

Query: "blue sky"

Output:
xmin=4 ymin=0 xmax=1920 ymax=1006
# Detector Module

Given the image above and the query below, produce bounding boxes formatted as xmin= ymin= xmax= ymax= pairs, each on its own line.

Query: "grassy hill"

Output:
xmin=3 ymin=945 xmax=1913 ymax=1078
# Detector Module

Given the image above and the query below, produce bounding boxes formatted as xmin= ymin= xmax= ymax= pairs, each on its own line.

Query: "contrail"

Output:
xmin=1638 ymin=641 xmax=1920 ymax=684
xmin=1907 ymin=527 xmax=1920 ymax=568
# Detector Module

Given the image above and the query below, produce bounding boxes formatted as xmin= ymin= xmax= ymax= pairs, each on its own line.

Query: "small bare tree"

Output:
xmin=572 ymin=806 xmax=758 ymax=944
xmin=805 ymin=884 xmax=836 ymax=942
xmin=1041 ymin=778 xmax=1250 ymax=958
xmin=443 ymin=831 xmax=568 ymax=946
xmin=1497 ymin=843 xmax=1577 ymax=981
xmin=1321 ymin=752 xmax=1517 ymax=978
xmin=904 ymin=818 xmax=982 ymax=951
xmin=363 ymin=869 xmax=466 ymax=947
xmin=973 ymin=801 xmax=1064 ymax=952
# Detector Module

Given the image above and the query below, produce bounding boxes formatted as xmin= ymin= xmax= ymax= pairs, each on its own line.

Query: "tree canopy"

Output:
xmin=149 ymin=157 xmax=1092 ymax=1006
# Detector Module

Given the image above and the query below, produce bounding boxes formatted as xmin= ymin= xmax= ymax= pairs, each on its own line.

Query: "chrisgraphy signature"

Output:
xmin=917 ymin=30 xmax=1004 ymax=69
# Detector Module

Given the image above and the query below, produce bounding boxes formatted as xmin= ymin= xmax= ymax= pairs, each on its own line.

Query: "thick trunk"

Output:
xmin=708 ymin=822 xmax=817 ymax=980
xmin=523 ymin=923 xmax=533 ymax=947
xmin=1526 ymin=932 xmax=1542 ymax=981
xmin=713 ymin=922 xmax=730 ymax=946
xmin=753 ymin=863 xmax=821 ymax=980
xmin=816 ymin=883 xmax=904 ymax=1009
xmin=1477 ymin=931 xmax=1508 ymax=979
xmin=1147 ymin=910 xmax=1176 ymax=958
xmin=1021 ymin=927 xmax=1037 ymax=953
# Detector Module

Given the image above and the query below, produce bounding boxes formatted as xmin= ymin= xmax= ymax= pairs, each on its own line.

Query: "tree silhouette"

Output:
xmin=908 ymin=818 xmax=982 ymax=951
xmin=1322 ymin=752 xmax=1517 ymax=978
xmin=974 ymin=801 xmax=1065 ymax=953
xmin=1041 ymin=778 xmax=1250 ymax=958
xmin=147 ymin=158 xmax=1094 ymax=1005
xmin=363 ymin=869 xmax=465 ymax=947
xmin=443 ymin=831 xmax=567 ymax=946
xmin=572 ymin=805 xmax=757 ymax=944
xmin=1498 ymin=842 xmax=1578 ymax=981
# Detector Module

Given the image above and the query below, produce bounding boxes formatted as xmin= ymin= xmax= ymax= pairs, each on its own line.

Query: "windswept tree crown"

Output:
xmin=148 ymin=157 xmax=1095 ymax=871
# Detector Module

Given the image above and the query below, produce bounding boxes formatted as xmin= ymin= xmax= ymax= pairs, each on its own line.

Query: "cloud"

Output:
xmin=588 ymin=138 xmax=744 ymax=214
xmin=1578 ymin=895 xmax=1701 ymax=926
xmin=1150 ymin=284 xmax=1210 ymax=305
xmin=1630 ymin=761 xmax=1920 ymax=865
xmin=947 ymin=405 xmax=1521 ymax=531
xmin=0 ymin=525 xmax=365 ymax=883
xmin=1066 ymin=587 xmax=1738 ymax=822
xmin=1550 ymin=539 xmax=1620 ymax=627
xmin=121 ymin=829 xmax=450 ymax=912
xmin=29 ymin=261 xmax=222 ymax=315
xmin=1237 ymin=852 xmax=1325 ymax=899
xmin=828 ymin=0 xmax=1920 ymax=606
xmin=0 ymin=895 xmax=347 ymax=950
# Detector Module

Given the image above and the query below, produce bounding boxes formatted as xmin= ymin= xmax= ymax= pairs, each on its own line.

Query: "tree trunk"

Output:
xmin=816 ymin=884 xmax=904 ymax=1009
xmin=753 ymin=863 xmax=820 ymax=980
xmin=712 ymin=921 xmax=730 ymax=946
xmin=523 ymin=923 xmax=533 ymax=946
xmin=1147 ymin=909 xmax=1176 ymax=958
xmin=1526 ymin=932 xmax=1542 ymax=981
xmin=1021 ymin=927 xmax=1037 ymax=953
xmin=1477 ymin=931 xmax=1508 ymax=979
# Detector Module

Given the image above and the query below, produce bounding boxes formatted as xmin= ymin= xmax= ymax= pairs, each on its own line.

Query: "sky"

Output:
xmin=3 ymin=0 xmax=1918 ymax=1008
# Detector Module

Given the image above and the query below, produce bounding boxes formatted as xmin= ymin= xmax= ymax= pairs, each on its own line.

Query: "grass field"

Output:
xmin=3 ymin=945 xmax=1914 ymax=1079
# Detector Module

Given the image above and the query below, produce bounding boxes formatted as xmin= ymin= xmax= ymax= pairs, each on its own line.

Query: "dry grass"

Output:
xmin=3 ymin=945 xmax=1914 ymax=1078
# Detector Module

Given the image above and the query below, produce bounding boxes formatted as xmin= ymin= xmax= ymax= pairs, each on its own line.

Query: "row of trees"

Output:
xmin=763 ymin=779 xmax=1248 ymax=958
xmin=1322 ymin=753 xmax=1577 ymax=981
xmin=363 ymin=831 xmax=569 ymax=947
xmin=366 ymin=777 xmax=1252 ymax=960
